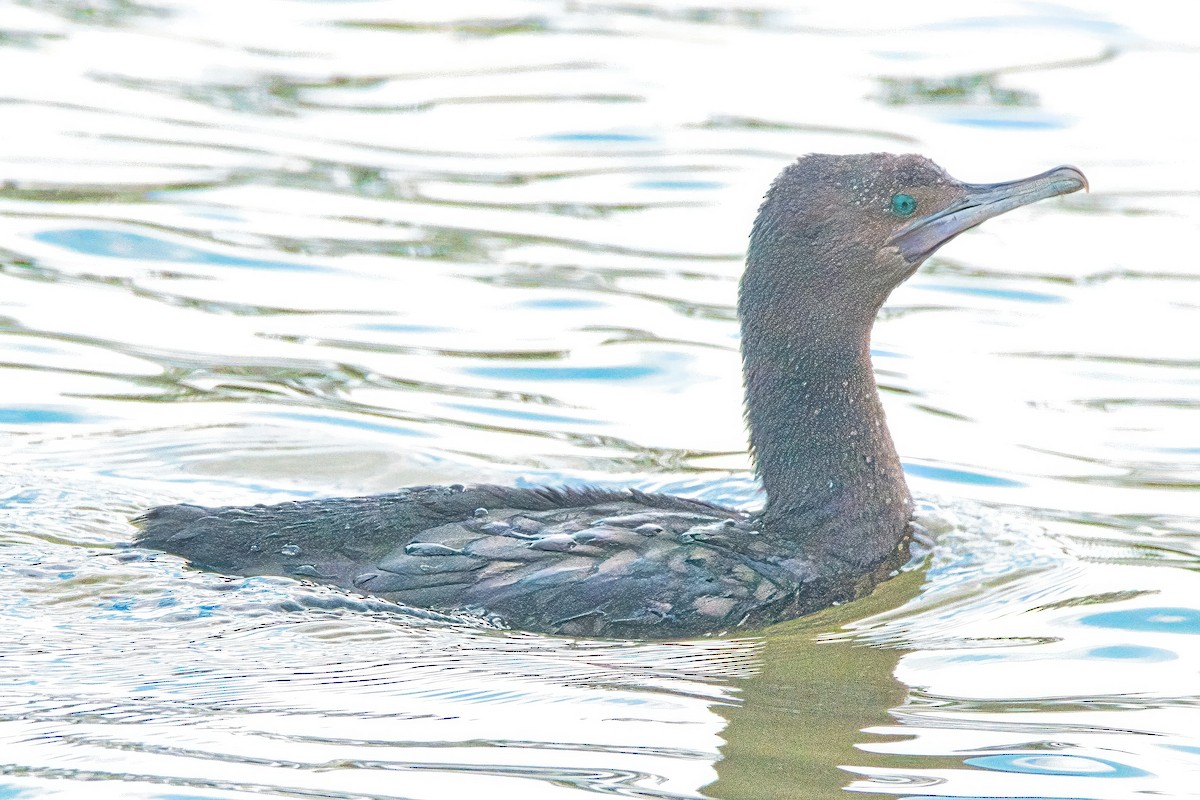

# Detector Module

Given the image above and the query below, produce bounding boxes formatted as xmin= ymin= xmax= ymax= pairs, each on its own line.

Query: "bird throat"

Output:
xmin=739 ymin=263 xmax=912 ymax=570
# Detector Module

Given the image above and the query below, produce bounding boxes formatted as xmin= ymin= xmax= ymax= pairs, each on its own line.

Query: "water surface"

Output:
xmin=1 ymin=2 xmax=1198 ymax=798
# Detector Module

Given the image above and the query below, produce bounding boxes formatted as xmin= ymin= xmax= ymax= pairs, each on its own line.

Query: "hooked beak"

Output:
xmin=888 ymin=165 xmax=1088 ymax=263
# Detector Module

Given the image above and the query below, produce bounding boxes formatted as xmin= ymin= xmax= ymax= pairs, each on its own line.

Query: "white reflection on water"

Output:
xmin=1 ymin=1 xmax=1199 ymax=798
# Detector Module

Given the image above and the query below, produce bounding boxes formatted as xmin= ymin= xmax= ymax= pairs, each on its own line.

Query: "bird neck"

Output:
xmin=738 ymin=256 xmax=912 ymax=570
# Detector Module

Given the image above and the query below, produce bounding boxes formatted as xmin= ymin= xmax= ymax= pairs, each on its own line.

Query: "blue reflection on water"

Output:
xmin=947 ymin=653 xmax=1006 ymax=662
xmin=466 ymin=364 xmax=658 ymax=381
xmin=927 ymin=14 xmax=1125 ymax=35
xmin=1086 ymin=645 xmax=1176 ymax=662
xmin=518 ymin=298 xmax=604 ymax=310
xmin=448 ymin=402 xmax=598 ymax=425
xmin=101 ymin=598 xmax=134 ymax=612
xmin=903 ymin=462 xmax=1024 ymax=488
xmin=35 ymin=229 xmax=326 ymax=273
xmin=0 ymin=407 xmax=86 ymax=424
xmin=0 ymin=490 xmax=40 ymax=507
xmin=542 ymin=132 xmax=653 ymax=142
xmin=948 ymin=645 xmax=1178 ymax=664
xmin=944 ymin=116 xmax=1065 ymax=130
xmin=926 ymin=284 xmax=1064 ymax=303
xmin=1080 ymin=607 xmax=1200 ymax=635
xmin=966 ymin=753 xmax=1149 ymax=778
xmin=273 ymin=412 xmax=429 ymax=438
xmin=634 ymin=180 xmax=724 ymax=190
xmin=357 ymin=322 xmax=448 ymax=334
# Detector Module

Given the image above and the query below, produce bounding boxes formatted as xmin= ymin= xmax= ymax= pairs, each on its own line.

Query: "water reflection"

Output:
xmin=3 ymin=511 xmax=756 ymax=797
xmin=1 ymin=0 xmax=1199 ymax=798
xmin=710 ymin=573 xmax=923 ymax=799
xmin=878 ymin=74 xmax=1038 ymax=108
xmin=35 ymin=229 xmax=324 ymax=273
xmin=1080 ymin=606 xmax=1200 ymax=635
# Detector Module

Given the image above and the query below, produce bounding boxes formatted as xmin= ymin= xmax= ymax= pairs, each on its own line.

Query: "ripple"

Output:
xmin=965 ymin=753 xmax=1150 ymax=778
xmin=34 ymin=228 xmax=326 ymax=273
xmin=903 ymin=462 xmax=1025 ymax=488
xmin=1 ymin=2 xmax=1197 ymax=799
xmin=1083 ymin=645 xmax=1176 ymax=662
xmin=1079 ymin=607 xmax=1200 ymax=635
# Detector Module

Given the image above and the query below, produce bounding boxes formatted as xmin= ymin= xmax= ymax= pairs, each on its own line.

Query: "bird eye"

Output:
xmin=890 ymin=193 xmax=918 ymax=217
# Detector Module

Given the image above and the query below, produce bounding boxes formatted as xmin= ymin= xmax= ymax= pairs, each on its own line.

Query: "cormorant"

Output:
xmin=135 ymin=153 xmax=1087 ymax=638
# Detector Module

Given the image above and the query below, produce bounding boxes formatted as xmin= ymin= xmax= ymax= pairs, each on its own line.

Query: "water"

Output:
xmin=1 ymin=1 xmax=1198 ymax=797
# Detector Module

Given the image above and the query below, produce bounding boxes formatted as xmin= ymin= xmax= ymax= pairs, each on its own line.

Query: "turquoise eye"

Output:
xmin=890 ymin=193 xmax=918 ymax=217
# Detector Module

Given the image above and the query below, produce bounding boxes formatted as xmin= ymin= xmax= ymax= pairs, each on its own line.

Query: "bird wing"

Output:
xmin=134 ymin=484 xmax=800 ymax=637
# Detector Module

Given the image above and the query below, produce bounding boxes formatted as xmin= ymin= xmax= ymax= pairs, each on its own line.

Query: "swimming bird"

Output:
xmin=134 ymin=154 xmax=1086 ymax=638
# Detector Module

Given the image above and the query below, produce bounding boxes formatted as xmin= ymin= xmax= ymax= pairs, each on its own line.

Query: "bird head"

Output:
xmin=747 ymin=153 xmax=1087 ymax=312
